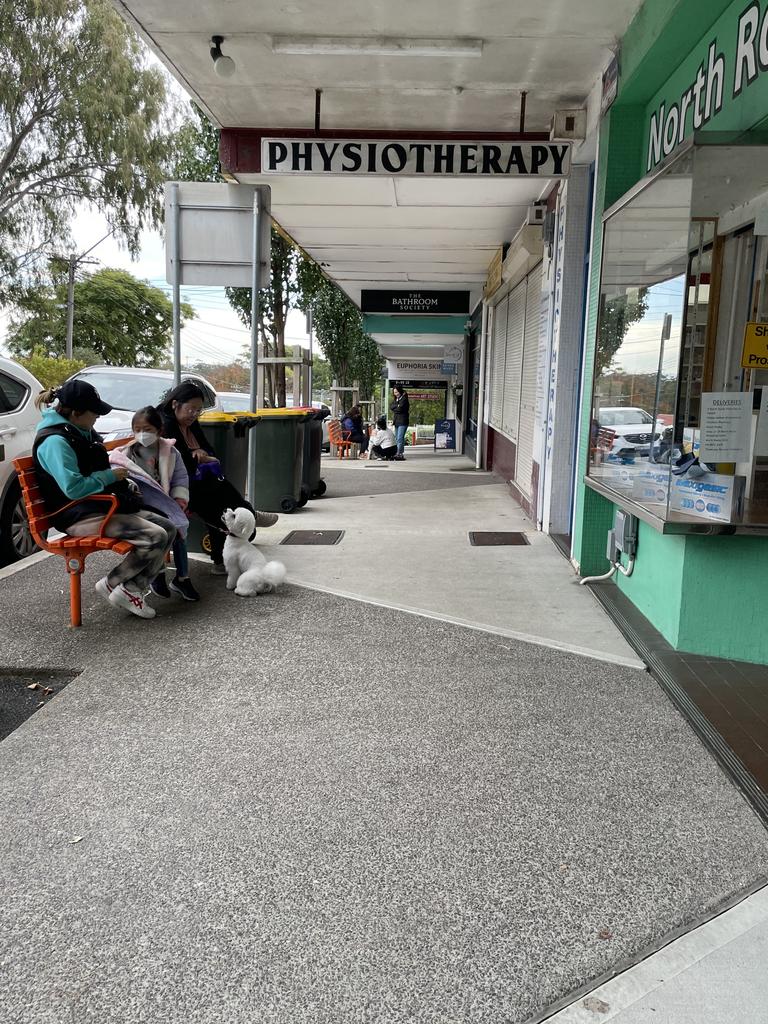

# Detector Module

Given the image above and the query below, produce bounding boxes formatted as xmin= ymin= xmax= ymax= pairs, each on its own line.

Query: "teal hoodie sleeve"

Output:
xmin=36 ymin=435 xmax=117 ymax=501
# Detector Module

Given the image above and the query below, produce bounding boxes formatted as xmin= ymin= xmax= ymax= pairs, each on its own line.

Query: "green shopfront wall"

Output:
xmin=572 ymin=0 xmax=768 ymax=663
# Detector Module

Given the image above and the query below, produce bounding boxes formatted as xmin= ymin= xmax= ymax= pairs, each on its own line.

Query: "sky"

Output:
xmin=0 ymin=206 xmax=311 ymax=366
xmin=0 ymin=41 xmax=310 ymax=368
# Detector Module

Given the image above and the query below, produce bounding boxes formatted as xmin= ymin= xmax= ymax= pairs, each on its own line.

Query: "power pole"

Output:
xmin=62 ymin=229 xmax=115 ymax=359
xmin=65 ymin=254 xmax=76 ymax=359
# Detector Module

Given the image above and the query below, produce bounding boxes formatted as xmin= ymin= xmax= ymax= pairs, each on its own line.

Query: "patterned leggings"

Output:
xmin=65 ymin=511 xmax=176 ymax=593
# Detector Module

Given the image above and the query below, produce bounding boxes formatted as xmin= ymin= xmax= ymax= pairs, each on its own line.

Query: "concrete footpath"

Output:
xmin=0 ymin=451 xmax=767 ymax=1023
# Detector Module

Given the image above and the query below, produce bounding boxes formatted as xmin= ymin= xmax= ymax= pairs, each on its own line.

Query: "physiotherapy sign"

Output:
xmin=262 ymin=138 xmax=571 ymax=178
xmin=647 ymin=0 xmax=768 ymax=170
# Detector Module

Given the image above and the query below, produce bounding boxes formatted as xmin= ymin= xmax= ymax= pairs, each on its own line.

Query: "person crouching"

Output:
xmin=368 ymin=417 xmax=398 ymax=461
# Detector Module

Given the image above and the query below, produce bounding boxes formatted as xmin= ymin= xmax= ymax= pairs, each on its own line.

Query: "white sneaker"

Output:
xmin=108 ymin=584 xmax=156 ymax=619
xmin=95 ymin=577 xmax=114 ymax=606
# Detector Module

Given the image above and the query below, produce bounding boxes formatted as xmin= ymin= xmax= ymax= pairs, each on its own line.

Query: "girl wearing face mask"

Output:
xmin=110 ymin=406 xmax=199 ymax=602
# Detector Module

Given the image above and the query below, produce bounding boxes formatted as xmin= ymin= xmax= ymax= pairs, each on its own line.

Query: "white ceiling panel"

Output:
xmin=113 ymin=0 xmax=644 ymax=354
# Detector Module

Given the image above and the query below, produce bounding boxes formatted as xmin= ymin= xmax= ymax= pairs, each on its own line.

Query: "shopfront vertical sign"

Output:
xmin=484 ymin=247 xmax=503 ymax=299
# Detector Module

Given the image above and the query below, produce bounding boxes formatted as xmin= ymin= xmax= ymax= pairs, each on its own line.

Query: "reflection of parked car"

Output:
xmin=66 ymin=366 xmax=222 ymax=441
xmin=218 ymin=391 xmax=252 ymax=413
xmin=0 ymin=356 xmax=43 ymax=564
xmin=598 ymin=406 xmax=663 ymax=457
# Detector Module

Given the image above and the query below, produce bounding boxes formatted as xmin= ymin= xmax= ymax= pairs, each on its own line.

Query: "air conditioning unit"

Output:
xmin=525 ymin=204 xmax=546 ymax=228
xmin=551 ymin=108 xmax=587 ymax=141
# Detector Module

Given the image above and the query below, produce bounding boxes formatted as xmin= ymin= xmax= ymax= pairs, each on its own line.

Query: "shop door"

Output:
xmin=501 ymin=280 xmax=525 ymax=440
xmin=488 ymin=295 xmax=509 ymax=431
xmin=514 ymin=263 xmax=543 ymax=498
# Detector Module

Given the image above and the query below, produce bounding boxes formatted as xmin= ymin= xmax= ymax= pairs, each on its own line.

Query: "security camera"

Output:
xmin=210 ymin=36 xmax=236 ymax=78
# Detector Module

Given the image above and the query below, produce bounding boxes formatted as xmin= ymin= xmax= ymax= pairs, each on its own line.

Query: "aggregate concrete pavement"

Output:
xmin=1 ymin=555 xmax=768 ymax=1023
xmin=259 ymin=460 xmax=641 ymax=667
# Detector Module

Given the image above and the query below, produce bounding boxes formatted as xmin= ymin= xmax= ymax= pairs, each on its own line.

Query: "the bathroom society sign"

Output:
xmin=699 ymin=392 xmax=752 ymax=462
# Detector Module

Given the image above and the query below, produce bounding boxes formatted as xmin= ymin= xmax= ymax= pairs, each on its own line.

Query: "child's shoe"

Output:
xmin=170 ymin=576 xmax=201 ymax=602
xmin=150 ymin=573 xmax=171 ymax=599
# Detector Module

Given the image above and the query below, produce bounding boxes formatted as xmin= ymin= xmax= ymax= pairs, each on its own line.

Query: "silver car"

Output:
xmin=67 ymin=366 xmax=222 ymax=440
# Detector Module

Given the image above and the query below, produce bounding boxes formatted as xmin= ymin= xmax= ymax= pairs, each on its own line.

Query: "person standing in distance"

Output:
xmin=390 ymin=386 xmax=410 ymax=461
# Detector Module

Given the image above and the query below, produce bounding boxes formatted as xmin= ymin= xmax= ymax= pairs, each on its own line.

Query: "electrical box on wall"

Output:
xmin=551 ymin=109 xmax=587 ymax=142
xmin=613 ymin=510 xmax=638 ymax=557
xmin=524 ymin=204 xmax=546 ymax=227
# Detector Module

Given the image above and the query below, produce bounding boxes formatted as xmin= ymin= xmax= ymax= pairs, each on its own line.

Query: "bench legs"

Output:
xmin=66 ymin=556 xmax=85 ymax=628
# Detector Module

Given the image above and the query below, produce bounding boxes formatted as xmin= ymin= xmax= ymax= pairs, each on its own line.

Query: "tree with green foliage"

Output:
xmin=16 ymin=352 xmax=87 ymax=388
xmin=227 ymin=231 xmax=303 ymax=408
xmin=6 ymin=267 xmax=195 ymax=367
xmin=0 ymin=0 xmax=179 ymax=299
xmin=595 ymin=289 xmax=650 ymax=377
xmin=173 ymin=108 xmax=384 ymax=405
xmin=300 ymin=265 xmax=384 ymax=402
xmin=312 ymin=354 xmax=332 ymax=394
xmin=172 ymin=104 xmax=221 ymax=183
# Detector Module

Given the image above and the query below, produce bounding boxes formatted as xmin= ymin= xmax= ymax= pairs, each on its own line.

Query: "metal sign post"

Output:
xmin=248 ymin=190 xmax=262 ymax=504
xmin=164 ymin=182 xmax=272 ymax=392
xmin=170 ymin=184 xmax=181 ymax=384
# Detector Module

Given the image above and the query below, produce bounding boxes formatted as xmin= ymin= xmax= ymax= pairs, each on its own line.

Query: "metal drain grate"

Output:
xmin=469 ymin=531 xmax=530 ymax=546
xmin=281 ymin=530 xmax=344 ymax=546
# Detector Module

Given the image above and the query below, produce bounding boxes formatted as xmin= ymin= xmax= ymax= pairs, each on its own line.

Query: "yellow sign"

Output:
xmin=741 ymin=321 xmax=768 ymax=368
xmin=484 ymin=247 xmax=503 ymax=299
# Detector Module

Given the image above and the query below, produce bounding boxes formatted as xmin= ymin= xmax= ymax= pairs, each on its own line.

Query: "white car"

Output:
xmin=0 ymin=356 xmax=43 ymax=564
xmin=597 ymin=406 xmax=663 ymax=457
xmin=66 ymin=366 xmax=223 ymax=440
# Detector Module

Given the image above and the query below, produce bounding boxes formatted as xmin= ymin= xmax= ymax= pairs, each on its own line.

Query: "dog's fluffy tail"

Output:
xmin=262 ymin=560 xmax=287 ymax=587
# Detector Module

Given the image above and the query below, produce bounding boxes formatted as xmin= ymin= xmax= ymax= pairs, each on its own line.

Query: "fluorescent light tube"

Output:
xmin=271 ymin=36 xmax=484 ymax=58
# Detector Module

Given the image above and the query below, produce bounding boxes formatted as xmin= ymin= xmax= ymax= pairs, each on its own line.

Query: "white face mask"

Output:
xmin=134 ymin=430 xmax=158 ymax=448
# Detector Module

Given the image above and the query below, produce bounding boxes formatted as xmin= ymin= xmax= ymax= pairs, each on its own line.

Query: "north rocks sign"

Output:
xmin=646 ymin=0 xmax=768 ymax=170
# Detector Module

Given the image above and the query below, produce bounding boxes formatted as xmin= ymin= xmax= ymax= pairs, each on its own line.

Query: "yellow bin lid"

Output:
xmin=254 ymin=407 xmax=313 ymax=417
xmin=199 ymin=412 xmax=238 ymax=424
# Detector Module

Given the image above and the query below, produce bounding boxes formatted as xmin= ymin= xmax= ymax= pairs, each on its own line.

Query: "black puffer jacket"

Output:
xmin=390 ymin=392 xmax=410 ymax=427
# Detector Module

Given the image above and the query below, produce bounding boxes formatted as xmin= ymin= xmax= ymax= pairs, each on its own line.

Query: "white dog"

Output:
xmin=221 ymin=508 xmax=287 ymax=597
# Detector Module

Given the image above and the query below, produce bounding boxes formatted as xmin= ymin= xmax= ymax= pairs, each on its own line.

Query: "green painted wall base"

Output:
xmin=573 ymin=0 xmax=768 ymax=666
xmin=613 ymin=526 xmax=768 ymax=664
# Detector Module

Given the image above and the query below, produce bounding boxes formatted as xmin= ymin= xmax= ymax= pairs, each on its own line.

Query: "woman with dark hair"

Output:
xmin=158 ymin=381 xmax=277 ymax=574
xmin=341 ymin=405 xmax=369 ymax=456
xmin=390 ymin=386 xmax=410 ymax=460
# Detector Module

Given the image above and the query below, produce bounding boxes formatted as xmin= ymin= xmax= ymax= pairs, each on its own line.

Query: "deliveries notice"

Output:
xmin=699 ymin=392 xmax=752 ymax=462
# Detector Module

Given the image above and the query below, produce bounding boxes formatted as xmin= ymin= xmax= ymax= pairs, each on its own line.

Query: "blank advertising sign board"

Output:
xmin=164 ymin=182 xmax=271 ymax=288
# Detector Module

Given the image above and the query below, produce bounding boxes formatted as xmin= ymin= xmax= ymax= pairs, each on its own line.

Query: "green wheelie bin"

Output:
xmin=296 ymin=407 xmax=330 ymax=499
xmin=186 ymin=412 xmax=254 ymax=554
xmin=247 ymin=408 xmax=314 ymax=513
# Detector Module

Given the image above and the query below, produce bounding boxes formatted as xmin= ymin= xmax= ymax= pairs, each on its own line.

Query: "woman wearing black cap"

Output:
xmin=158 ymin=380 xmax=278 ymax=573
xmin=33 ymin=381 xmax=177 ymax=620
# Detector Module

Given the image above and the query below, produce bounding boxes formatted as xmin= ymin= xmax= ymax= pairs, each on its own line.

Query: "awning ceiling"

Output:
xmin=114 ymin=0 xmax=644 ymax=347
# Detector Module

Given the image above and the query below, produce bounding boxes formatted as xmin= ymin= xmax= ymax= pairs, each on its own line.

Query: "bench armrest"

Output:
xmin=53 ymin=493 xmax=121 ymax=539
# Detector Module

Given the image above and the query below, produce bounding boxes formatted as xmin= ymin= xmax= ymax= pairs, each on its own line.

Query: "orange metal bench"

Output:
xmin=327 ymin=418 xmax=353 ymax=459
xmin=13 ymin=442 xmax=133 ymax=628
